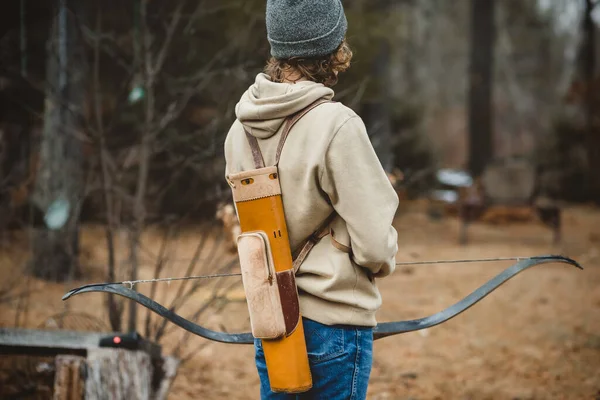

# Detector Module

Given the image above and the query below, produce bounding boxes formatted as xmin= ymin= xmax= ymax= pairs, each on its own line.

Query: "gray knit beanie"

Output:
xmin=266 ymin=0 xmax=348 ymax=59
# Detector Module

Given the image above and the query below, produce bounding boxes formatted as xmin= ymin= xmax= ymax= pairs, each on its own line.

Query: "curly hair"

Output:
xmin=264 ymin=39 xmax=353 ymax=87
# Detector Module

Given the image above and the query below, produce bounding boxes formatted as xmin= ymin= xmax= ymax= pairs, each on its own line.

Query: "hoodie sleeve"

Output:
xmin=319 ymin=115 xmax=399 ymax=278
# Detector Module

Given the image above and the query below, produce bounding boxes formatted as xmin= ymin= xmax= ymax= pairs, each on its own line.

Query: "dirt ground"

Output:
xmin=1 ymin=202 xmax=599 ymax=399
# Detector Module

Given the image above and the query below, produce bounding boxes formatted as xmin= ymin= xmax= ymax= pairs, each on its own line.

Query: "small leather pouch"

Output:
xmin=237 ymin=231 xmax=286 ymax=339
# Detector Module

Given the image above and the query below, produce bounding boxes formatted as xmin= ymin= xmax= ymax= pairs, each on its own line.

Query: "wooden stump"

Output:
xmin=85 ymin=349 xmax=153 ymax=400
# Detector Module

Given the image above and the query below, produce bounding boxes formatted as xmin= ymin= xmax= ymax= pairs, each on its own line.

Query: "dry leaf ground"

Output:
xmin=1 ymin=202 xmax=599 ymax=399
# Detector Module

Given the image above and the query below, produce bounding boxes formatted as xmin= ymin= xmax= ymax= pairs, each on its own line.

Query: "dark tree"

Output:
xmin=30 ymin=0 xmax=86 ymax=281
xmin=361 ymin=0 xmax=394 ymax=173
xmin=468 ymin=0 xmax=496 ymax=176
xmin=363 ymin=41 xmax=393 ymax=172
xmin=581 ymin=0 xmax=600 ymax=203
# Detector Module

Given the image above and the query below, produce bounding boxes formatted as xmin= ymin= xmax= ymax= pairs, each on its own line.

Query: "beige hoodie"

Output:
xmin=224 ymin=73 xmax=398 ymax=327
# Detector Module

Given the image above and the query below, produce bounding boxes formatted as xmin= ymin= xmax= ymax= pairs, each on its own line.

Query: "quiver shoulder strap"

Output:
xmin=234 ymin=99 xmax=339 ymax=272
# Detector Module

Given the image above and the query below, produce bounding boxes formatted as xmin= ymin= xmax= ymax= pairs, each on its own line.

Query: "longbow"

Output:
xmin=62 ymin=255 xmax=582 ymax=344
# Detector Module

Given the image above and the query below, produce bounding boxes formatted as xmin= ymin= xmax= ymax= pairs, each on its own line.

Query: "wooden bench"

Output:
xmin=0 ymin=328 xmax=177 ymax=400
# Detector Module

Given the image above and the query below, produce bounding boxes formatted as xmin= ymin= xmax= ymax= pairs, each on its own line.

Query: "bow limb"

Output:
xmin=373 ymin=255 xmax=582 ymax=340
xmin=62 ymin=283 xmax=254 ymax=344
xmin=62 ymin=255 xmax=581 ymax=344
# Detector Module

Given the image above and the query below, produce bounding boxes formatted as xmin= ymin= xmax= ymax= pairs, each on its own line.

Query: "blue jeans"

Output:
xmin=255 ymin=317 xmax=373 ymax=400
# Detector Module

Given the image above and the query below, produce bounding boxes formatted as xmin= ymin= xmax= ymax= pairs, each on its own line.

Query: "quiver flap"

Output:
xmin=237 ymin=231 xmax=287 ymax=339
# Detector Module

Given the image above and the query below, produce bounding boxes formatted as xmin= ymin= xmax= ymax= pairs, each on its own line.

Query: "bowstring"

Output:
xmin=121 ymin=272 xmax=242 ymax=289
xmin=118 ymin=256 xmax=531 ymax=288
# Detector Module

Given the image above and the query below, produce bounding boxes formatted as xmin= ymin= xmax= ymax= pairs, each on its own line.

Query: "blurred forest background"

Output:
xmin=0 ymin=0 xmax=599 ymax=399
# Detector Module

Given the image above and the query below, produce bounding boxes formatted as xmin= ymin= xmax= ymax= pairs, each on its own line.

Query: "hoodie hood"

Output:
xmin=235 ymin=73 xmax=335 ymax=139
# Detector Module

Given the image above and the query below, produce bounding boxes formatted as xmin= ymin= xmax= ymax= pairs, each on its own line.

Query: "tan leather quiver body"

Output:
xmin=227 ymin=100 xmax=332 ymax=393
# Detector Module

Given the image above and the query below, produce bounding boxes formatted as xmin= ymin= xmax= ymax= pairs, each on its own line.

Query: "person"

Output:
xmin=224 ymin=0 xmax=399 ymax=398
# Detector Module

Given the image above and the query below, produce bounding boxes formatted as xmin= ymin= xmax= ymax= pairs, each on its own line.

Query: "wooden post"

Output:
xmin=54 ymin=356 xmax=85 ymax=400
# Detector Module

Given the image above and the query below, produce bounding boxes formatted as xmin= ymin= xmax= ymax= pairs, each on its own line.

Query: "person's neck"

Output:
xmin=281 ymin=69 xmax=306 ymax=84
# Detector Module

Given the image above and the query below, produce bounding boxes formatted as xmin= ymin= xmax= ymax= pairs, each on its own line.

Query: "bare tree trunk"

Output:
xmin=127 ymin=0 xmax=146 ymax=333
xmin=468 ymin=0 xmax=496 ymax=177
xmin=581 ymin=0 xmax=600 ymax=204
xmin=126 ymin=0 xmax=186 ymax=332
xmin=91 ymin=5 xmax=122 ymax=331
xmin=30 ymin=0 xmax=86 ymax=281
